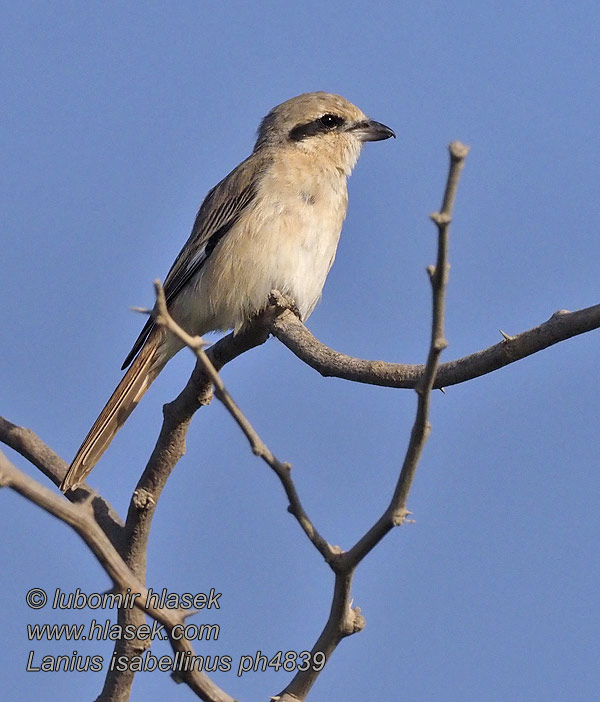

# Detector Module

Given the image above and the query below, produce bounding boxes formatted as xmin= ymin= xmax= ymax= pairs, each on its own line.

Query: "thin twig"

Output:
xmin=149 ymin=282 xmax=337 ymax=564
xmin=276 ymin=141 xmax=468 ymax=702
xmin=98 ymin=319 xmax=271 ymax=702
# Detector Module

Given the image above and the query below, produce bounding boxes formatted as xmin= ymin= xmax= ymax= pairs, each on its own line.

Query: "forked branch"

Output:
xmin=0 ymin=450 xmax=234 ymax=702
xmin=276 ymin=141 xmax=469 ymax=702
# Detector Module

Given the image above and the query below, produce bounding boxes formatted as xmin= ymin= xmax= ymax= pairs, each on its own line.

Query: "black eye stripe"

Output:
xmin=289 ymin=113 xmax=346 ymax=141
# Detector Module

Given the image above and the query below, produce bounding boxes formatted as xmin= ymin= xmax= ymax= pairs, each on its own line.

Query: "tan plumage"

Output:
xmin=60 ymin=92 xmax=394 ymax=492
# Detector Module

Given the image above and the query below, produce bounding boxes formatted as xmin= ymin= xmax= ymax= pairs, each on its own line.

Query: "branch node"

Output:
xmin=132 ymin=488 xmax=155 ymax=510
xmin=199 ymin=387 xmax=213 ymax=406
xmin=341 ymin=605 xmax=366 ymax=636
xmin=449 ymin=141 xmax=471 ymax=159
xmin=429 ymin=211 xmax=451 ymax=226
xmin=326 ymin=546 xmax=346 ymax=570
xmin=251 ymin=445 xmax=268 ymax=459
xmin=391 ymin=508 xmax=412 ymax=526
xmin=499 ymin=329 xmax=516 ymax=342
xmin=268 ymin=289 xmax=301 ymax=319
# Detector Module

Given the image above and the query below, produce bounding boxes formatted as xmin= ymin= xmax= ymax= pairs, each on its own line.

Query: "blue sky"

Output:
xmin=2 ymin=2 xmax=599 ymax=701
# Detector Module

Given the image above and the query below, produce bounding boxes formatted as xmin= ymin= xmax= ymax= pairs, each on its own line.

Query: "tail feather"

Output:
xmin=60 ymin=331 xmax=165 ymax=492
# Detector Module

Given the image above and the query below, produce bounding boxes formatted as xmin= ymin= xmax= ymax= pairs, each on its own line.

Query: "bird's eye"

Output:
xmin=288 ymin=113 xmax=345 ymax=141
xmin=319 ymin=114 xmax=344 ymax=129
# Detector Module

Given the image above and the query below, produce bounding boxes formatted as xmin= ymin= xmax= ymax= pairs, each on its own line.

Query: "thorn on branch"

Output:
xmin=499 ymin=329 xmax=516 ymax=341
xmin=131 ymin=306 xmax=152 ymax=316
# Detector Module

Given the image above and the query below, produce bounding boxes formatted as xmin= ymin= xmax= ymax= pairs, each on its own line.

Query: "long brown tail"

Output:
xmin=60 ymin=331 xmax=165 ymax=492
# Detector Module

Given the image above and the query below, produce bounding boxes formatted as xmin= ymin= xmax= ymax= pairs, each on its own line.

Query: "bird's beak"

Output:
xmin=350 ymin=119 xmax=396 ymax=142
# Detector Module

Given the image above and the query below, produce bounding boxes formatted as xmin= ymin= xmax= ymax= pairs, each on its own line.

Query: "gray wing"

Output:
xmin=122 ymin=152 xmax=269 ymax=369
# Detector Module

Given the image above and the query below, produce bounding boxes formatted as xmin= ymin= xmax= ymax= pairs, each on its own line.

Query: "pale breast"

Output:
xmin=178 ymin=157 xmax=349 ymax=334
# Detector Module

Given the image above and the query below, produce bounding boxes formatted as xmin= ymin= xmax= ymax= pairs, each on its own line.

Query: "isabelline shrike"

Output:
xmin=60 ymin=92 xmax=395 ymax=492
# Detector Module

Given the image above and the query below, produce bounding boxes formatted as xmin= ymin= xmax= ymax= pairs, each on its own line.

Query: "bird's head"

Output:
xmin=254 ymin=92 xmax=395 ymax=173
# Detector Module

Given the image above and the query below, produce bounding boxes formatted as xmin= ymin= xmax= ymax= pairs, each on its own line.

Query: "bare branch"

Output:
xmin=272 ymin=303 xmax=600 ymax=389
xmin=0 ymin=307 xmax=275 ymax=701
xmin=98 ymin=320 xmax=271 ymax=702
xmin=276 ymin=141 xmax=468 ymax=702
xmin=148 ymin=282 xmax=337 ymax=564
xmin=342 ymin=141 xmax=465 ymax=570
xmin=119 ymin=316 xmax=272 ymax=576
xmin=0 ymin=416 xmax=124 ymax=544
xmin=0 ymin=450 xmax=235 ymax=702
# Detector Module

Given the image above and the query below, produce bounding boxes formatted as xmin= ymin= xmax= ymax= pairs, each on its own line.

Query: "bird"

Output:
xmin=60 ymin=92 xmax=395 ymax=492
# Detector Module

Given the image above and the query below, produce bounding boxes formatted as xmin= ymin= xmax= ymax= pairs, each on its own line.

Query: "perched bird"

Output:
xmin=60 ymin=92 xmax=394 ymax=492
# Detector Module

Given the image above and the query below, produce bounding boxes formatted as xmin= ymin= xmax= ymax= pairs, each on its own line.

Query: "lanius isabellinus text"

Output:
xmin=61 ymin=92 xmax=395 ymax=492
